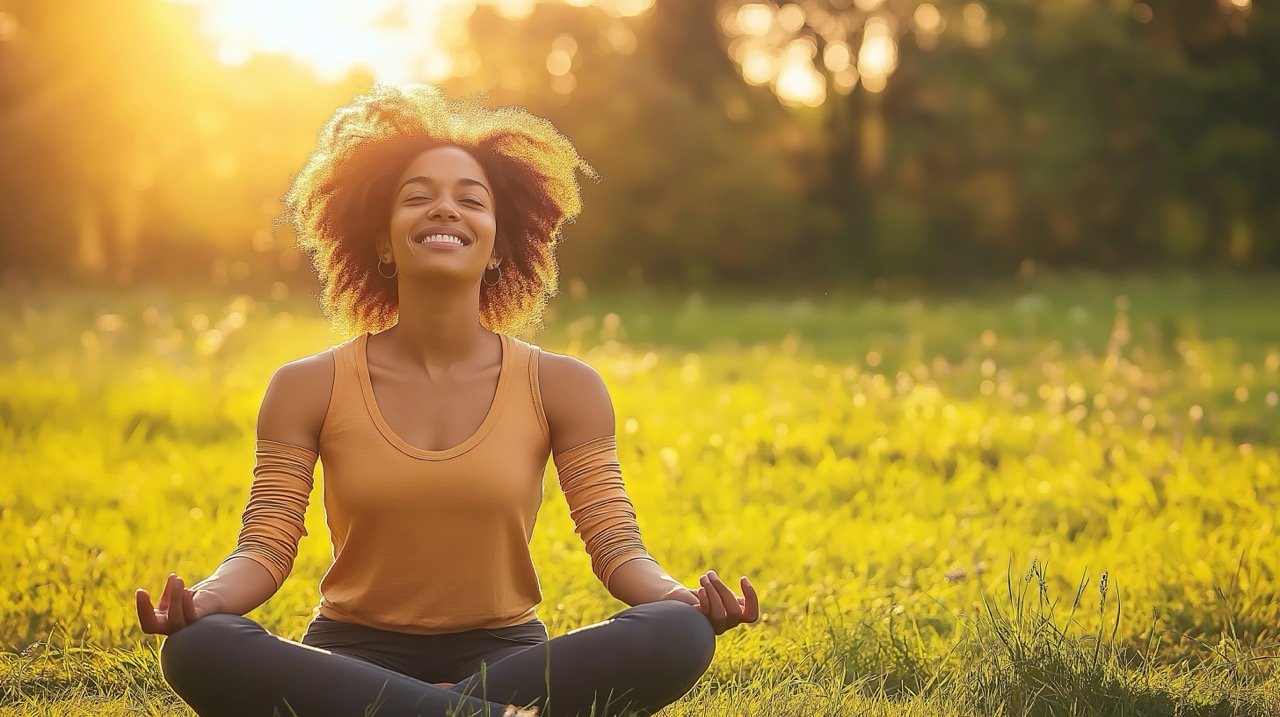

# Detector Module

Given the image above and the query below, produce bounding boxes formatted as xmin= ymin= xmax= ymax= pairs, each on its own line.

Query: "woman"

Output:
xmin=136 ymin=85 xmax=760 ymax=717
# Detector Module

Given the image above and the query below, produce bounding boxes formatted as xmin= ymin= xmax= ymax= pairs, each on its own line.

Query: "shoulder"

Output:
xmin=536 ymin=349 xmax=600 ymax=393
xmin=270 ymin=349 xmax=336 ymax=393
xmin=256 ymin=347 xmax=337 ymax=453
xmin=536 ymin=349 xmax=614 ymax=455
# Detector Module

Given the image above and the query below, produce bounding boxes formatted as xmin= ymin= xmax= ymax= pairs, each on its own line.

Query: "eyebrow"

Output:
xmin=399 ymin=176 xmax=492 ymax=198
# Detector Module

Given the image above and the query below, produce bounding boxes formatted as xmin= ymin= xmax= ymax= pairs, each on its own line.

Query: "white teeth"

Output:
xmin=417 ymin=233 xmax=465 ymax=246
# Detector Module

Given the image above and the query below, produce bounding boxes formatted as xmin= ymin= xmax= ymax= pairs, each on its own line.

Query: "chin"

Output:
xmin=402 ymin=265 xmax=486 ymax=283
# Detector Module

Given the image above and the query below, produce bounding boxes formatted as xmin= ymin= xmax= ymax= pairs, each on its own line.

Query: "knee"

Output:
xmin=635 ymin=601 xmax=716 ymax=676
xmin=160 ymin=614 xmax=258 ymax=691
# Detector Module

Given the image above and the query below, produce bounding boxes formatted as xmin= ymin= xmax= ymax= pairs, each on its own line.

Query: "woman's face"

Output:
xmin=381 ymin=145 xmax=498 ymax=284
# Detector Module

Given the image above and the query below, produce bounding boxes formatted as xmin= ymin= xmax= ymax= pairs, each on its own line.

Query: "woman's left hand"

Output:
xmin=694 ymin=570 xmax=760 ymax=635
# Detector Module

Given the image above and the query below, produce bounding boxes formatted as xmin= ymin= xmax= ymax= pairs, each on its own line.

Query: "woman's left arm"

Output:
xmin=542 ymin=352 xmax=680 ymax=599
xmin=539 ymin=350 xmax=761 ymax=632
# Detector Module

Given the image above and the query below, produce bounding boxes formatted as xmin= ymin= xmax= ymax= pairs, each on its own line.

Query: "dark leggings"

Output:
xmin=160 ymin=600 xmax=716 ymax=716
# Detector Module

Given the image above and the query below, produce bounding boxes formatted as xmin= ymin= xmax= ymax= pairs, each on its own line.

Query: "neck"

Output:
xmin=384 ymin=277 xmax=490 ymax=370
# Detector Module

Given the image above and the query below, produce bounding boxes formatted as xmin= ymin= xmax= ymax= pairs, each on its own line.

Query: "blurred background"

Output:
xmin=2 ymin=0 xmax=1275 ymax=294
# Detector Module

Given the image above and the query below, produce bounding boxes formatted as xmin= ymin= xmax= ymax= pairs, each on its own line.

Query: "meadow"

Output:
xmin=1 ymin=272 xmax=1278 ymax=716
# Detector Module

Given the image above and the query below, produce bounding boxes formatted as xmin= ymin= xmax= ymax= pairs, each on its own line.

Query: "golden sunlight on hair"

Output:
xmin=281 ymin=84 xmax=597 ymax=338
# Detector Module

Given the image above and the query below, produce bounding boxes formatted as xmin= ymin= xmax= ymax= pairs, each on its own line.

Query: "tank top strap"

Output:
xmin=499 ymin=334 xmax=530 ymax=399
xmin=329 ymin=334 xmax=362 ymax=392
xmin=502 ymin=335 xmax=533 ymax=391
xmin=511 ymin=337 xmax=551 ymax=444
xmin=318 ymin=334 xmax=364 ymax=451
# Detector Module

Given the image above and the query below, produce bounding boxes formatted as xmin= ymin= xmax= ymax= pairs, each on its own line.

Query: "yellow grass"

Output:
xmin=2 ymin=274 xmax=1278 ymax=715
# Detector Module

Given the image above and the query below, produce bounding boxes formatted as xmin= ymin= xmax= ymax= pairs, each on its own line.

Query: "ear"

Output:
xmin=488 ymin=232 xmax=502 ymax=269
xmin=377 ymin=231 xmax=394 ymax=263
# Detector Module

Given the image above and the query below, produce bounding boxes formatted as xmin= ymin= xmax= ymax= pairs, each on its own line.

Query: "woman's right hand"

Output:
xmin=136 ymin=573 xmax=222 ymax=635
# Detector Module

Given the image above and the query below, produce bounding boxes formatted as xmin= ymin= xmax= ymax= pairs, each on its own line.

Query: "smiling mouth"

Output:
xmin=411 ymin=228 xmax=472 ymax=247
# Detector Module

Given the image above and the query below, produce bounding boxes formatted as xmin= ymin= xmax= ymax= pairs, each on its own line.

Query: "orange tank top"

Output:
xmin=314 ymin=331 xmax=552 ymax=633
xmin=221 ymin=331 xmax=656 ymax=635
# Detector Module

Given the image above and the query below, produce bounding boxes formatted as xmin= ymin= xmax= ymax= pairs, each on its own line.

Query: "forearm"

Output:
xmin=606 ymin=557 xmax=688 ymax=606
xmin=195 ymin=437 xmax=314 ymax=616
xmin=189 ymin=556 xmax=279 ymax=616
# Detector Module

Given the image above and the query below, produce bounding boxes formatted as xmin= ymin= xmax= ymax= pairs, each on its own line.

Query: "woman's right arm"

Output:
xmin=136 ymin=351 xmax=334 ymax=634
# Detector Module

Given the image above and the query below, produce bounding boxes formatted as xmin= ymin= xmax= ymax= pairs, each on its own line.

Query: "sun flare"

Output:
xmin=170 ymin=0 xmax=653 ymax=84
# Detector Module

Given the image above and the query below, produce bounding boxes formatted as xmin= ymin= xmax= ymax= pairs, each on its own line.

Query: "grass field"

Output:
xmin=2 ymin=272 xmax=1278 ymax=715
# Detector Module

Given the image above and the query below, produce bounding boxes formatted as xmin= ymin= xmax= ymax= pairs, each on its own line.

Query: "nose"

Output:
xmin=428 ymin=199 xmax=460 ymax=221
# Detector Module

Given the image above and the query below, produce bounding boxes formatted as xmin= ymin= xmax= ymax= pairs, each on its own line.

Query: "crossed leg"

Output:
xmin=161 ymin=614 xmax=516 ymax=716
xmin=160 ymin=601 xmax=714 ymax=717
xmin=447 ymin=601 xmax=716 ymax=716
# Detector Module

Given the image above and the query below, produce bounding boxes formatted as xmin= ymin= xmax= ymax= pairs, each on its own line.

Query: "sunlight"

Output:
xmin=173 ymin=0 xmax=462 ymax=83
xmin=494 ymin=0 xmax=537 ymax=19
xmin=170 ymin=0 xmax=651 ymax=84
xmin=912 ymin=3 xmax=942 ymax=34
xmin=775 ymin=58 xmax=825 ymax=107
xmin=741 ymin=49 xmax=776 ymax=86
xmin=719 ymin=0 xmax=906 ymax=106
xmin=857 ymin=16 xmax=898 ymax=93
xmin=823 ymin=42 xmax=851 ymax=73
xmin=736 ymin=3 xmax=774 ymax=36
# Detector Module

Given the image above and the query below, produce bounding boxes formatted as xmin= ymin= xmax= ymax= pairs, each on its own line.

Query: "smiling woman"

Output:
xmin=281 ymin=84 xmax=597 ymax=338
xmin=381 ymin=146 xmax=497 ymax=284
xmin=140 ymin=84 xmax=759 ymax=717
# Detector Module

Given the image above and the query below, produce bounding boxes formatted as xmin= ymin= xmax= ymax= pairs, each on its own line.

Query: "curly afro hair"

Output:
xmin=280 ymin=84 xmax=596 ymax=338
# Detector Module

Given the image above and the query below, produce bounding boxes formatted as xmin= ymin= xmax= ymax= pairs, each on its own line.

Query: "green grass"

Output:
xmin=2 ymin=272 xmax=1278 ymax=715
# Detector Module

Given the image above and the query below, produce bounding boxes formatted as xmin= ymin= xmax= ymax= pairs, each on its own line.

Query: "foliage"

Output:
xmin=1 ymin=1 xmax=1276 ymax=288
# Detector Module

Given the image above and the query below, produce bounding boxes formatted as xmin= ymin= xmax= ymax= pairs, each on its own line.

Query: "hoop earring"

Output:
xmin=482 ymin=264 xmax=502 ymax=287
xmin=377 ymin=259 xmax=397 ymax=279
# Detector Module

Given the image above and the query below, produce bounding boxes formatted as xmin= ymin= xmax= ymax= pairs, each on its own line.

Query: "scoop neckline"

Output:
xmin=355 ymin=331 xmax=511 ymax=460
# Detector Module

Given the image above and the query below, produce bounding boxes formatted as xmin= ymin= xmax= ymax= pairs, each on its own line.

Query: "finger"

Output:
xmin=700 ymin=574 xmax=727 ymax=628
xmin=136 ymin=589 xmax=159 ymax=633
xmin=157 ymin=574 xmax=174 ymax=612
xmin=690 ymin=586 xmax=706 ymax=614
xmin=168 ymin=577 xmax=189 ymax=631
xmin=182 ymin=587 xmax=199 ymax=623
xmin=708 ymin=571 xmax=743 ymax=621
xmin=740 ymin=576 xmax=760 ymax=622
xmin=708 ymin=575 xmax=742 ymax=631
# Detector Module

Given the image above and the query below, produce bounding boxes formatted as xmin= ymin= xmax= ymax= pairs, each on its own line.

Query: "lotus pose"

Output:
xmin=136 ymin=86 xmax=760 ymax=717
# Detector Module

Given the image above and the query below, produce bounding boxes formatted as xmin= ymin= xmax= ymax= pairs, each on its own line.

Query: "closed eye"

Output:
xmin=403 ymin=195 xmax=484 ymax=208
